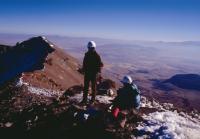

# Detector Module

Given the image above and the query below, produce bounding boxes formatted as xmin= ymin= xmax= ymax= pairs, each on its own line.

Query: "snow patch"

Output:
xmin=15 ymin=75 xmax=61 ymax=97
xmin=4 ymin=122 xmax=13 ymax=128
xmin=68 ymin=93 xmax=82 ymax=102
xmin=69 ymin=93 xmax=114 ymax=104
xmin=41 ymin=65 xmax=45 ymax=71
xmin=16 ymin=76 xmax=29 ymax=87
xmin=137 ymin=111 xmax=200 ymax=139
xmin=141 ymin=96 xmax=173 ymax=111
xmin=137 ymin=96 xmax=200 ymax=139
xmin=41 ymin=36 xmax=54 ymax=48
xmin=96 ymin=95 xmax=114 ymax=104
xmin=27 ymin=86 xmax=61 ymax=97
xmin=50 ymin=44 xmax=54 ymax=47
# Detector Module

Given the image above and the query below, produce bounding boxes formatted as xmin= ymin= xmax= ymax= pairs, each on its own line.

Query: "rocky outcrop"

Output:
xmin=0 ymin=36 xmax=54 ymax=85
xmin=0 ymin=36 xmax=83 ymax=91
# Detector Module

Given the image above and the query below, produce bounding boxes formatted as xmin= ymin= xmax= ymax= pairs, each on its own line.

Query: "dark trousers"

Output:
xmin=83 ymin=73 xmax=97 ymax=101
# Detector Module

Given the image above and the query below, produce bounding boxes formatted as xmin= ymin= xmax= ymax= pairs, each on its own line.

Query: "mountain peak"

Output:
xmin=17 ymin=36 xmax=55 ymax=50
xmin=0 ymin=36 xmax=83 ymax=88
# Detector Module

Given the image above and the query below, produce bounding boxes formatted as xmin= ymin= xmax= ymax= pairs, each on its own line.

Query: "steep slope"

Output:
xmin=0 ymin=36 xmax=83 ymax=91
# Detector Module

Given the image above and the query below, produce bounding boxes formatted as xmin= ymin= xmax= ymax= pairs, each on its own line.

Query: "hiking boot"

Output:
xmin=117 ymin=112 xmax=127 ymax=128
xmin=131 ymin=109 xmax=139 ymax=115
xmin=119 ymin=117 xmax=127 ymax=128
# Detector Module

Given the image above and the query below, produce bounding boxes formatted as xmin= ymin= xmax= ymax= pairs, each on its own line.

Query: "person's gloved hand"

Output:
xmin=77 ymin=68 xmax=84 ymax=74
xmin=96 ymin=73 xmax=102 ymax=84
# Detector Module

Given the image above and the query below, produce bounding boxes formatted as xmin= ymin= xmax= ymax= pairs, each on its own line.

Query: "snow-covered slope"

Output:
xmin=63 ymin=92 xmax=200 ymax=139
xmin=137 ymin=111 xmax=200 ymax=139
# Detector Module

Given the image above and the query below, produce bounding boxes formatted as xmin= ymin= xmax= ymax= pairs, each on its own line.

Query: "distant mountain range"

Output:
xmin=165 ymin=74 xmax=200 ymax=91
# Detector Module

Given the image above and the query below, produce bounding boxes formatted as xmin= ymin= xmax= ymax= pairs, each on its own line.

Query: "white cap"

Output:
xmin=87 ymin=41 xmax=96 ymax=48
xmin=121 ymin=75 xmax=133 ymax=84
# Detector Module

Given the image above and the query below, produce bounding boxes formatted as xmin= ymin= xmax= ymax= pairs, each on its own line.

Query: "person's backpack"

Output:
xmin=130 ymin=83 xmax=140 ymax=96
xmin=130 ymin=84 xmax=141 ymax=109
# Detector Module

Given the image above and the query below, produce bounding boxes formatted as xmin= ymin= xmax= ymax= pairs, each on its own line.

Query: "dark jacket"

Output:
xmin=82 ymin=50 xmax=103 ymax=74
xmin=113 ymin=83 xmax=141 ymax=110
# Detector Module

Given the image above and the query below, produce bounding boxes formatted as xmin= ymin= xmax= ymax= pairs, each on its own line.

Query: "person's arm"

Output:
xmin=99 ymin=55 xmax=103 ymax=68
xmin=82 ymin=53 xmax=87 ymax=72
xmin=132 ymin=84 xmax=140 ymax=95
xmin=96 ymin=54 xmax=103 ymax=73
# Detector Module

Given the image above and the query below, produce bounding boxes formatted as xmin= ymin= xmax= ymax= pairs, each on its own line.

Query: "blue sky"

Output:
xmin=0 ymin=0 xmax=200 ymax=41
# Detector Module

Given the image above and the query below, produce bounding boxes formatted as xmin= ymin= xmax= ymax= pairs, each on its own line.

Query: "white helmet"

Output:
xmin=121 ymin=75 xmax=133 ymax=84
xmin=87 ymin=41 xmax=96 ymax=48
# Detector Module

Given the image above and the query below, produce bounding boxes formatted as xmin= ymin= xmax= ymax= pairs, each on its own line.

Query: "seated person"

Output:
xmin=112 ymin=75 xmax=141 ymax=111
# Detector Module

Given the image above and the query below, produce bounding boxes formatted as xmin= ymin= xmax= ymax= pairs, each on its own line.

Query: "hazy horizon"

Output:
xmin=1 ymin=32 xmax=200 ymax=44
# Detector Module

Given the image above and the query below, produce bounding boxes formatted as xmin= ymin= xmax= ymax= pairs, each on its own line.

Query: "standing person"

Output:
xmin=81 ymin=41 xmax=103 ymax=104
